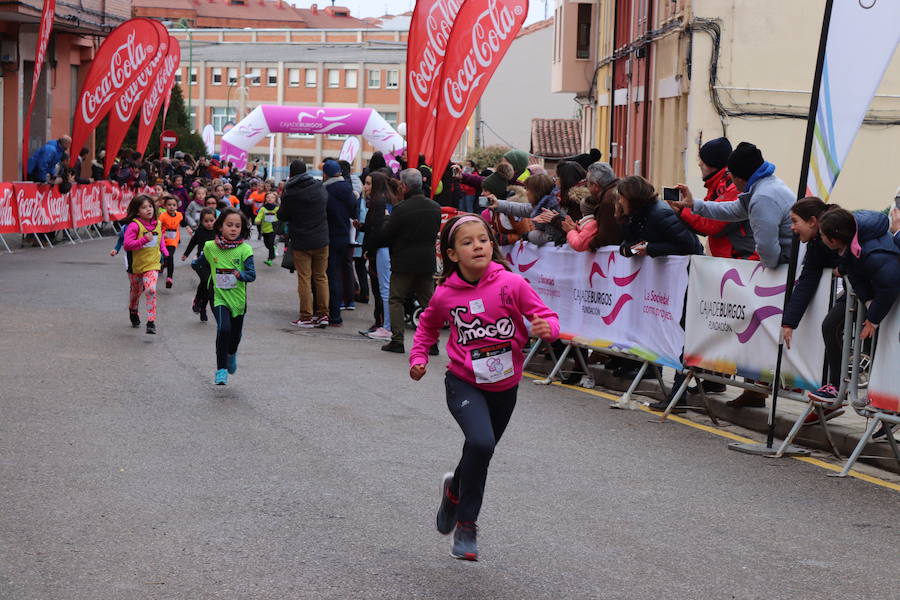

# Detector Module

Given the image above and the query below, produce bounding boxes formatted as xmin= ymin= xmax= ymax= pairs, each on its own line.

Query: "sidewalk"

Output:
xmin=527 ymin=355 xmax=900 ymax=475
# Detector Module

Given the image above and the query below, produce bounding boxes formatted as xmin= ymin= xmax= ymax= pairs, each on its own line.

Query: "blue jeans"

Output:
xmin=459 ymin=195 xmax=476 ymax=214
xmin=212 ymin=305 xmax=244 ymax=370
xmin=376 ymin=247 xmax=391 ymax=331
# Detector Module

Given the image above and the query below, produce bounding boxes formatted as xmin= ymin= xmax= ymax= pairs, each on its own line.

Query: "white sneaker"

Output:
xmin=367 ymin=326 xmax=392 ymax=341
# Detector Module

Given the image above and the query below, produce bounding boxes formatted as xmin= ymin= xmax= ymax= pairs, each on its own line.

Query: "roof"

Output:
xmin=131 ymin=0 xmax=373 ymax=29
xmin=517 ymin=17 xmax=554 ymax=39
xmin=530 ymin=118 xmax=581 ymax=158
xmin=187 ymin=42 xmax=407 ymax=64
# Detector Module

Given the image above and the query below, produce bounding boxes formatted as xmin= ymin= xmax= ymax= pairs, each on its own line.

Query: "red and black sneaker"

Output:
xmin=436 ymin=472 xmax=458 ymax=535
xmin=450 ymin=521 xmax=478 ymax=561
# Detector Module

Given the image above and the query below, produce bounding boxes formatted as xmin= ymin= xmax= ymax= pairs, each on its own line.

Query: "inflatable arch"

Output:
xmin=220 ymin=105 xmax=405 ymax=171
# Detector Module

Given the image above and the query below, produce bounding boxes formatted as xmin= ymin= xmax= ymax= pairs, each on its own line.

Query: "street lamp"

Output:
xmin=226 ymin=73 xmax=254 ymax=126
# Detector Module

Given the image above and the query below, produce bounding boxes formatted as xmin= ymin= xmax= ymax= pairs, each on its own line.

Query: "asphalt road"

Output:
xmin=1 ymin=237 xmax=898 ymax=600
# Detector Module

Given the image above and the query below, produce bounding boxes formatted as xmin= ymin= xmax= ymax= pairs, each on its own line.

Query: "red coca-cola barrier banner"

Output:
xmin=104 ymin=20 xmax=167 ymax=175
xmin=430 ymin=0 xmax=528 ymax=185
xmin=22 ymin=0 xmax=56 ymax=180
xmin=70 ymin=183 xmax=105 ymax=229
xmin=70 ymin=18 xmax=162 ymax=168
xmin=405 ymin=0 xmax=468 ymax=163
xmin=15 ymin=183 xmax=74 ymax=234
xmin=137 ymin=37 xmax=181 ymax=157
xmin=0 ymin=183 xmax=18 ymax=234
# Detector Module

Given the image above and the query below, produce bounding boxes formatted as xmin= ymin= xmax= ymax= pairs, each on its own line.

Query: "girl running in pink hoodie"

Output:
xmin=409 ymin=214 xmax=559 ymax=561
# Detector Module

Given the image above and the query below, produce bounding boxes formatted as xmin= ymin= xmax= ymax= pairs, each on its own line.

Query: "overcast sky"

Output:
xmin=295 ymin=1 xmax=552 ymax=24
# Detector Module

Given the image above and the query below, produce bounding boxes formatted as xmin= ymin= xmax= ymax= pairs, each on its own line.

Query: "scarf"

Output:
xmin=215 ymin=233 xmax=244 ymax=249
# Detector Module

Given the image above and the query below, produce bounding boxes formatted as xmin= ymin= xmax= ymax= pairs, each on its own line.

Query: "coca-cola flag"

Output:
xmin=430 ymin=0 xmax=528 ymax=185
xmin=136 ymin=35 xmax=180 ymax=156
xmin=70 ymin=18 xmax=161 ymax=167
xmin=406 ymin=0 xmax=468 ymax=164
xmin=22 ymin=0 xmax=56 ymax=179
xmin=104 ymin=19 xmax=168 ymax=174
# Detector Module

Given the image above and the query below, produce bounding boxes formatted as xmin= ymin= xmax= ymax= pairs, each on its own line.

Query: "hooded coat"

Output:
xmin=277 ymin=172 xmax=329 ymax=251
xmin=837 ymin=210 xmax=900 ymax=325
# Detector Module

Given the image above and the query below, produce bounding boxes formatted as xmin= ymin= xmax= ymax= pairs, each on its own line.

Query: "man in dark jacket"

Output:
xmin=323 ymin=159 xmax=358 ymax=327
xmin=380 ymin=168 xmax=442 ymax=353
xmin=27 ymin=135 xmax=70 ymax=183
xmin=277 ymin=159 xmax=330 ymax=328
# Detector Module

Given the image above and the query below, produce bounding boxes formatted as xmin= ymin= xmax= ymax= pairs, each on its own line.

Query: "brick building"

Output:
xmin=1 ymin=0 xmax=132 ymax=181
xmin=169 ymin=27 xmax=409 ymax=175
xmin=132 ymin=0 xmax=371 ymax=30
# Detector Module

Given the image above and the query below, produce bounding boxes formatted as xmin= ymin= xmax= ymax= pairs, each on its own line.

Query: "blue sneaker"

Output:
xmin=450 ymin=521 xmax=478 ymax=561
xmin=227 ymin=353 xmax=238 ymax=374
xmin=436 ymin=472 xmax=458 ymax=535
xmin=215 ymin=369 xmax=228 ymax=385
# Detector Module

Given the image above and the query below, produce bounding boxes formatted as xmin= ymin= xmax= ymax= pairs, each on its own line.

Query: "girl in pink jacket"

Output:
xmin=409 ymin=215 xmax=559 ymax=561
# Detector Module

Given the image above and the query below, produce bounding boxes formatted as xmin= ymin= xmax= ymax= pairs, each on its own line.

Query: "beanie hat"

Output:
xmin=323 ymin=159 xmax=342 ymax=177
xmin=699 ymin=137 xmax=732 ymax=170
xmin=482 ymin=163 xmax=513 ymax=197
xmin=502 ymin=149 xmax=530 ymax=176
xmin=572 ymin=148 xmax=603 ymax=170
xmin=727 ymin=142 xmax=764 ymax=180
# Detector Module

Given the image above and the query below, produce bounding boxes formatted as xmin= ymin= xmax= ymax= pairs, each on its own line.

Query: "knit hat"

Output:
xmin=502 ymin=149 xmax=530 ymax=176
xmin=699 ymin=137 xmax=732 ymax=170
xmin=570 ymin=148 xmax=603 ymax=170
xmin=323 ymin=159 xmax=342 ymax=177
xmin=482 ymin=163 xmax=513 ymax=197
xmin=727 ymin=142 xmax=764 ymax=180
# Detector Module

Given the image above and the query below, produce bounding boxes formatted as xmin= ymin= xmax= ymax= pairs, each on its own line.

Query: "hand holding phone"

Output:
xmin=662 ymin=187 xmax=680 ymax=203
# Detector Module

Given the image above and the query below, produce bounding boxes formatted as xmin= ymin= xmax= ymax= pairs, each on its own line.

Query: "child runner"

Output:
xmin=121 ymin=194 xmax=168 ymax=334
xmin=193 ymin=208 xmax=256 ymax=385
xmin=254 ymin=191 xmax=280 ymax=266
xmin=409 ymin=214 xmax=559 ymax=561
xmin=159 ymin=195 xmax=189 ymax=288
xmin=182 ymin=207 xmax=218 ymax=322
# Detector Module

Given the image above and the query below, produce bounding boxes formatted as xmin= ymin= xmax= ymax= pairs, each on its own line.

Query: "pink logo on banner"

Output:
xmin=718 ymin=265 xmax=795 ymax=344
xmin=587 ymin=253 xmax=641 ymax=324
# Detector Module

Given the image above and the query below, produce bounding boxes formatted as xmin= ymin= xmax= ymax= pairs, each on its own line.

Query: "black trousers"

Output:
xmin=354 ymin=254 xmax=369 ymax=302
xmin=327 ymin=244 xmax=348 ymax=323
xmin=445 ymin=372 xmax=518 ymax=523
xmin=367 ymin=258 xmax=382 ymax=327
xmin=262 ymin=232 xmax=276 ymax=260
xmin=163 ymin=252 xmax=175 ymax=279
xmin=213 ymin=305 xmax=244 ymax=370
xmin=194 ymin=266 xmax=212 ymax=310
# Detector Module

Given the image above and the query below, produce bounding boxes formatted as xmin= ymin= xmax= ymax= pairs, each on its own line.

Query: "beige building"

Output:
xmin=553 ymin=0 xmax=900 ymax=211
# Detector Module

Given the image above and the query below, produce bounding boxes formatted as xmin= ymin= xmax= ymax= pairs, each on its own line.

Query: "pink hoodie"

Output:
xmin=410 ymin=261 xmax=560 ymax=392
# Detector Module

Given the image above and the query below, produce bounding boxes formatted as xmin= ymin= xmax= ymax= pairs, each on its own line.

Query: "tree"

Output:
xmin=95 ymin=84 xmax=207 ymax=161
xmin=466 ymin=145 xmax=510 ymax=171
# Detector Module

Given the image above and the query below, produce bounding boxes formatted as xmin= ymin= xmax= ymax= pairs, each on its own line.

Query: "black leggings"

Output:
xmin=213 ymin=305 xmax=244 ymax=370
xmin=262 ymin=232 xmax=276 ymax=260
xmin=194 ymin=266 xmax=212 ymax=310
xmin=445 ymin=372 xmax=518 ymax=523
xmin=163 ymin=251 xmax=175 ymax=279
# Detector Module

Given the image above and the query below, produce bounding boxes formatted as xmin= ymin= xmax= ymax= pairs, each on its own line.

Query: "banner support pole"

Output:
xmin=0 ymin=234 xmax=11 ymax=254
xmin=728 ymin=0 xmax=834 ymax=457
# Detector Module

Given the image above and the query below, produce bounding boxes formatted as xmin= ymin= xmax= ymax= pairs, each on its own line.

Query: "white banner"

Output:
xmin=684 ymin=256 xmax=831 ymax=391
xmin=503 ymin=243 xmax=689 ymax=369
xmin=807 ymin=0 xmax=900 ymax=200
xmin=868 ymin=300 xmax=900 ymax=413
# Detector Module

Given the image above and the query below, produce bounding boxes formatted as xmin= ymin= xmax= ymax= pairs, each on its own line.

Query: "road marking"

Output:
xmin=523 ymin=372 xmax=900 ymax=493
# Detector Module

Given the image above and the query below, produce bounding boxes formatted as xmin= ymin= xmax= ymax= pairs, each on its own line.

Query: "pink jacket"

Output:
xmin=566 ymin=216 xmax=597 ymax=252
xmin=123 ymin=221 xmax=169 ymax=256
xmin=410 ymin=261 xmax=560 ymax=392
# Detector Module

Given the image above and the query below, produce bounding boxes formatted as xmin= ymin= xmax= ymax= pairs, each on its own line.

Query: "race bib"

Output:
xmin=264 ymin=214 xmax=276 ymax=223
xmin=148 ymin=233 xmax=158 ymax=247
xmin=471 ymin=343 xmax=514 ymax=384
xmin=215 ymin=268 xmax=238 ymax=289
xmin=164 ymin=230 xmax=177 ymax=240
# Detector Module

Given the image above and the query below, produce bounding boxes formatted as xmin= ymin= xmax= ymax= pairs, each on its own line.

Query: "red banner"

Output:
xmin=137 ymin=36 xmax=181 ymax=157
xmin=22 ymin=0 xmax=56 ymax=179
xmin=70 ymin=183 xmax=104 ymax=228
xmin=70 ymin=18 xmax=162 ymax=168
xmin=15 ymin=183 xmax=73 ymax=234
xmin=104 ymin=19 xmax=168 ymax=174
xmin=0 ymin=183 xmax=18 ymax=234
xmin=430 ymin=0 xmax=528 ymax=185
xmin=406 ymin=0 xmax=468 ymax=164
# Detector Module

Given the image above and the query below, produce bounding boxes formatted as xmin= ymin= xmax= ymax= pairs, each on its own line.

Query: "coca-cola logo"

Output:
xmin=80 ymin=33 xmax=152 ymax=125
xmin=408 ymin=0 xmax=465 ymax=108
xmin=16 ymin=186 xmax=69 ymax=228
xmin=141 ymin=54 xmax=178 ymax=126
xmin=441 ymin=0 xmax=524 ymax=119
xmin=114 ymin=40 xmax=166 ymax=122
xmin=0 ymin=185 xmax=14 ymax=227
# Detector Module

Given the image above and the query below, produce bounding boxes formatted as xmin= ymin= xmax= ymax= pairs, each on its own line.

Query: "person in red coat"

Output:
xmin=675 ymin=137 xmax=758 ymax=261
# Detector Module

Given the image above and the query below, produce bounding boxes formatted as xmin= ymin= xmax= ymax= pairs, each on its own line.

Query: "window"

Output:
xmin=576 ymin=3 xmax=592 ymax=60
xmin=345 ymin=69 xmax=358 ymax=88
xmin=287 ymin=132 xmax=314 ymax=139
xmin=249 ymin=68 xmax=261 ymax=85
xmin=190 ymin=67 xmax=198 ymax=85
xmin=305 ymin=68 xmax=317 ymax=87
xmin=381 ymin=111 xmax=398 ymax=129
xmin=227 ymin=67 xmax=238 ymax=85
xmin=211 ymin=107 xmax=237 ymax=134
xmin=175 ymin=69 xmax=182 ymax=84
xmin=212 ymin=67 xmax=222 ymax=85
xmin=386 ymin=69 xmax=399 ymax=89
xmin=327 ymin=133 xmax=348 ymax=140
xmin=368 ymin=69 xmax=380 ymax=89
xmin=267 ymin=68 xmax=278 ymax=86
xmin=288 ymin=68 xmax=301 ymax=86
xmin=328 ymin=69 xmax=340 ymax=88
xmin=188 ymin=108 xmax=196 ymax=131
